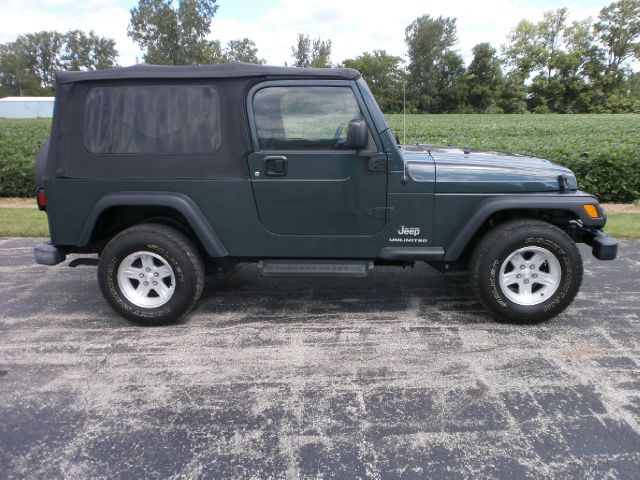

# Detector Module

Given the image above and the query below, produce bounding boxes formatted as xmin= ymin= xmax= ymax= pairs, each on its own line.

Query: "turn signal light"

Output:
xmin=583 ymin=204 xmax=599 ymax=219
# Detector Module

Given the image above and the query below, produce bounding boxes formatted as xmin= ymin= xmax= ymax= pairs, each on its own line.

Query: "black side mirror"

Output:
xmin=346 ymin=120 xmax=368 ymax=150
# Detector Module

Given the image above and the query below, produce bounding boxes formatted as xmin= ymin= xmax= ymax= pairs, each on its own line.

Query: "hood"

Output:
xmin=401 ymin=144 xmax=578 ymax=194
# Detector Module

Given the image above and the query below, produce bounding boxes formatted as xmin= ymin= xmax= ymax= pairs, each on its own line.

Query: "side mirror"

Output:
xmin=346 ymin=120 xmax=368 ymax=150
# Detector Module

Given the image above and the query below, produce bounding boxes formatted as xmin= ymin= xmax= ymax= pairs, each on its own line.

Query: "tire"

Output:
xmin=98 ymin=223 xmax=205 ymax=326
xmin=469 ymin=219 xmax=583 ymax=323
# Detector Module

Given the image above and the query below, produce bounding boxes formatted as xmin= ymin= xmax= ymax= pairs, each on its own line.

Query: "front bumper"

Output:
xmin=34 ymin=242 xmax=66 ymax=265
xmin=569 ymin=223 xmax=618 ymax=260
xmin=587 ymin=230 xmax=618 ymax=260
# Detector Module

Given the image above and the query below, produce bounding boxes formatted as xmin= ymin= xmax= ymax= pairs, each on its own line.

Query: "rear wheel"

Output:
xmin=98 ymin=223 xmax=204 ymax=326
xmin=470 ymin=219 xmax=583 ymax=323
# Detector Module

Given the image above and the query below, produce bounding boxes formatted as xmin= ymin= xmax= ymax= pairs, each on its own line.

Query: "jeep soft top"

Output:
xmin=34 ymin=63 xmax=618 ymax=325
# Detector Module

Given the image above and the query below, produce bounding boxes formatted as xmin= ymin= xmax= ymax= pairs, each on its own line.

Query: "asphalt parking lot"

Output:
xmin=1 ymin=237 xmax=639 ymax=479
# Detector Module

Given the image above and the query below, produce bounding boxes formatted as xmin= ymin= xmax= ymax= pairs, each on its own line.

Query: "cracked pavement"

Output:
xmin=0 ymin=238 xmax=639 ymax=479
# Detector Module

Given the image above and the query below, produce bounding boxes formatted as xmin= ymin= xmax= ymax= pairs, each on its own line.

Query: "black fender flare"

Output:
xmin=442 ymin=193 xmax=604 ymax=262
xmin=78 ymin=191 xmax=228 ymax=257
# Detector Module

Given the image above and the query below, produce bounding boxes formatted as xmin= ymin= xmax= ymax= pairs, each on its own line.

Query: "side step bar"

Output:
xmin=258 ymin=260 xmax=373 ymax=277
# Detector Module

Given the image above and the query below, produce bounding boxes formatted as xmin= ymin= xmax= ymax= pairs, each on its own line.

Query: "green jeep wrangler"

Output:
xmin=34 ymin=63 xmax=618 ymax=325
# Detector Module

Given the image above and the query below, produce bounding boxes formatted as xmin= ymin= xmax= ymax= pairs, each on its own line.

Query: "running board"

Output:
xmin=258 ymin=260 xmax=373 ymax=277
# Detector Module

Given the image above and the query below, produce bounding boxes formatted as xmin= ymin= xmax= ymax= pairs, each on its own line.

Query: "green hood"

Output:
xmin=401 ymin=144 xmax=578 ymax=194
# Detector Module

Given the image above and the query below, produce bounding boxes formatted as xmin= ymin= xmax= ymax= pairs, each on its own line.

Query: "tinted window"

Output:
xmin=85 ymin=85 xmax=220 ymax=154
xmin=253 ymin=86 xmax=362 ymax=150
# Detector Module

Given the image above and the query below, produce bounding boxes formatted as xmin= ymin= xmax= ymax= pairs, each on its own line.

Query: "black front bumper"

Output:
xmin=570 ymin=224 xmax=618 ymax=260
xmin=588 ymin=230 xmax=618 ymax=260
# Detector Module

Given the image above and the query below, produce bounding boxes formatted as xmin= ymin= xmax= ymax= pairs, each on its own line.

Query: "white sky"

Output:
xmin=0 ymin=0 xmax=630 ymax=68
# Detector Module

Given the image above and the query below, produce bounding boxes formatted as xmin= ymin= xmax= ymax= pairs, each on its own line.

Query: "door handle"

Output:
xmin=264 ymin=156 xmax=288 ymax=176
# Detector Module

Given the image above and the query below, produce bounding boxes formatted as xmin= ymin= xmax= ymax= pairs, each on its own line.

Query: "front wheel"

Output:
xmin=470 ymin=219 xmax=583 ymax=323
xmin=98 ymin=223 xmax=204 ymax=326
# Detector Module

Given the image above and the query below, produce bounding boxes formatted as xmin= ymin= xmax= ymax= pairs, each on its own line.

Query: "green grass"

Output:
xmin=0 ymin=207 xmax=637 ymax=240
xmin=0 ymin=118 xmax=51 ymax=157
xmin=604 ymin=213 xmax=640 ymax=240
xmin=0 ymin=208 xmax=49 ymax=237
xmin=386 ymin=113 xmax=640 ymax=157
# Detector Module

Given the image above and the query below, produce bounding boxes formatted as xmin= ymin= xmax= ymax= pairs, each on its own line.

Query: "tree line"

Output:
xmin=349 ymin=0 xmax=640 ymax=113
xmin=0 ymin=31 xmax=118 ymax=96
xmin=1 ymin=0 xmax=638 ymax=113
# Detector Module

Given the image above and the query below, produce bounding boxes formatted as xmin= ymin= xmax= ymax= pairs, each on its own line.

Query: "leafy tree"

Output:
xmin=537 ymin=20 xmax=606 ymax=112
xmin=342 ymin=50 xmax=405 ymax=112
xmin=433 ymin=51 xmax=467 ymax=112
xmin=563 ymin=18 xmax=606 ymax=82
xmin=0 ymin=30 xmax=118 ymax=95
xmin=225 ymin=38 xmax=265 ymax=64
xmin=539 ymin=8 xmax=569 ymax=78
xmin=128 ymin=0 xmax=222 ymax=64
xmin=63 ymin=30 xmax=118 ymax=71
xmin=0 ymin=43 xmax=44 ymax=96
xmin=629 ymin=72 xmax=640 ymax=99
xmin=497 ymin=71 xmax=528 ymax=113
xmin=596 ymin=0 xmax=640 ymax=73
xmin=502 ymin=20 xmax=547 ymax=78
xmin=16 ymin=31 xmax=64 ymax=89
xmin=405 ymin=14 xmax=459 ymax=112
xmin=466 ymin=42 xmax=503 ymax=112
xmin=291 ymin=34 xmax=331 ymax=67
xmin=501 ymin=4 xmax=640 ymax=113
xmin=521 ymin=9 xmax=571 ymax=112
xmin=540 ymin=8 xmax=569 ymax=51
xmin=627 ymin=72 xmax=640 ymax=111
xmin=290 ymin=34 xmax=310 ymax=67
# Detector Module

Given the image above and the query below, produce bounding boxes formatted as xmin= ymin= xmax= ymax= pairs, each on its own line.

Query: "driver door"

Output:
xmin=247 ymin=82 xmax=388 ymax=236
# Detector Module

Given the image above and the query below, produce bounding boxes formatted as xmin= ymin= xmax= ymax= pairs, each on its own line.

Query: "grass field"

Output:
xmin=0 ymin=118 xmax=51 ymax=160
xmin=603 ymin=213 xmax=640 ymax=240
xmin=0 ymin=208 xmax=49 ymax=237
xmin=385 ymin=113 xmax=639 ymax=158
xmin=3 ymin=115 xmax=639 ymax=160
xmin=4 ymin=115 xmax=636 ymax=162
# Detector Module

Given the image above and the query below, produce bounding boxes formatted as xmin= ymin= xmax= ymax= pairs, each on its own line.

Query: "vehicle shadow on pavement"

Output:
xmin=195 ymin=263 xmax=493 ymax=328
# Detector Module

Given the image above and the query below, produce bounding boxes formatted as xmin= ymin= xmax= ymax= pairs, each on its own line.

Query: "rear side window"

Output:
xmin=84 ymin=85 xmax=220 ymax=154
xmin=252 ymin=86 xmax=362 ymax=150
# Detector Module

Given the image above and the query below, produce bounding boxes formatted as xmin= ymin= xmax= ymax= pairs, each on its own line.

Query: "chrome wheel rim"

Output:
xmin=498 ymin=246 xmax=561 ymax=306
xmin=117 ymin=251 xmax=175 ymax=308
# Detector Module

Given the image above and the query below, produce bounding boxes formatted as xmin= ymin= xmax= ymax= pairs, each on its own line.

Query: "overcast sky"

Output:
xmin=0 ymin=0 xmax=622 ymax=67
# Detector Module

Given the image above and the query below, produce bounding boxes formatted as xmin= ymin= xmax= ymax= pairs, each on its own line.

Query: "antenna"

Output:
xmin=402 ymin=82 xmax=406 ymax=146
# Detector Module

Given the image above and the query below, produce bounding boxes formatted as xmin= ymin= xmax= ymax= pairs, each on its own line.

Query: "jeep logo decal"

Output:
xmin=397 ymin=226 xmax=421 ymax=236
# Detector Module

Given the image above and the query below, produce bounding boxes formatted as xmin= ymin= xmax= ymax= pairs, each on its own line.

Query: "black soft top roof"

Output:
xmin=56 ymin=62 xmax=361 ymax=84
